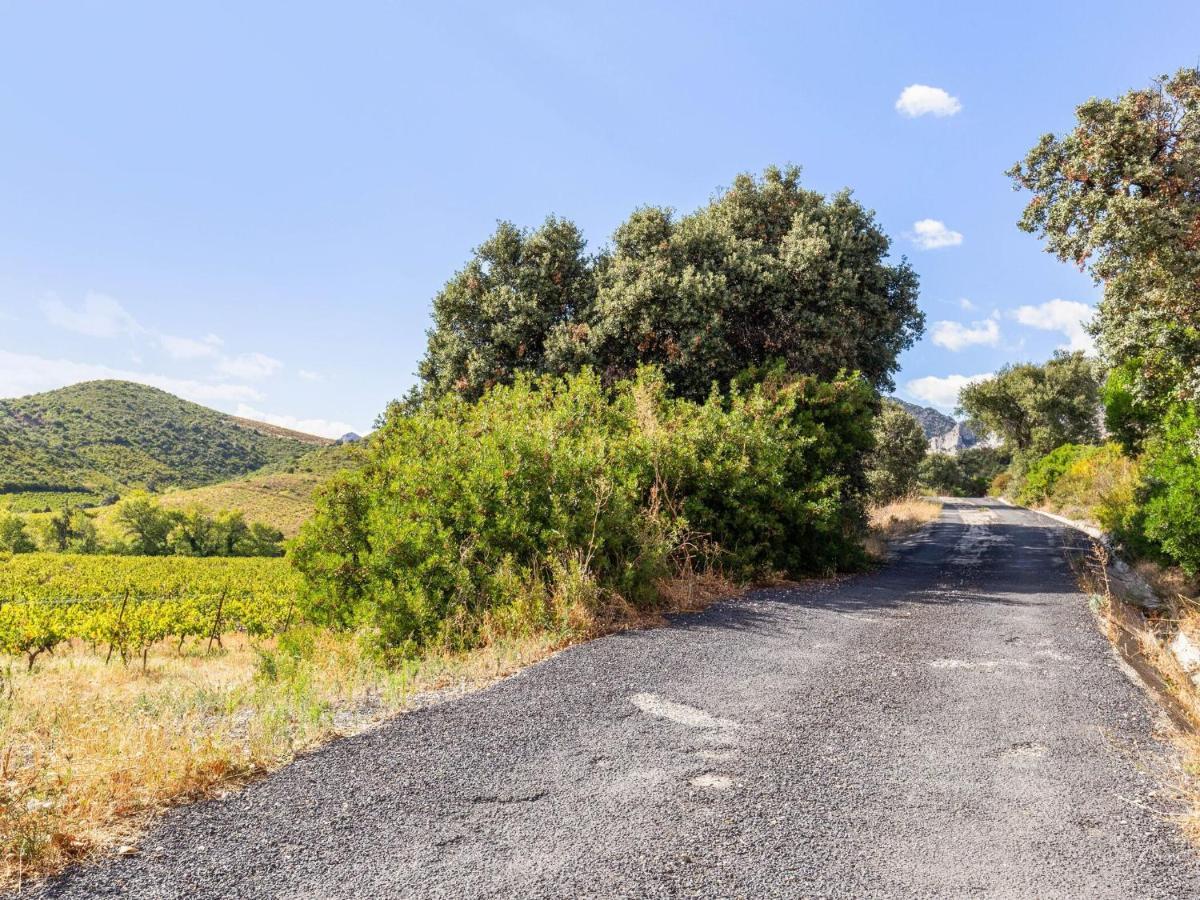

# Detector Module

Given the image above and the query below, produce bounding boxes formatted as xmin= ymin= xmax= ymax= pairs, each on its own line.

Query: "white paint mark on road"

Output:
xmin=630 ymin=693 xmax=740 ymax=730
xmin=690 ymin=773 xmax=733 ymax=790
xmin=929 ymin=658 xmax=1031 ymax=671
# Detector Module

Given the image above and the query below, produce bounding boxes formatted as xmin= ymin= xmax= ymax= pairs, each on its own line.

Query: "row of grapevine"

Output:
xmin=0 ymin=553 xmax=302 ymax=669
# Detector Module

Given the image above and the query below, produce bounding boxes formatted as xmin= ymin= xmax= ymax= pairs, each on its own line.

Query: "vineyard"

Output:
xmin=0 ymin=553 xmax=301 ymax=669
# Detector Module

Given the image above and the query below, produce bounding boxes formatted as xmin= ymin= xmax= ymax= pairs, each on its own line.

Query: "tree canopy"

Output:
xmin=1008 ymin=68 xmax=1200 ymax=409
xmin=416 ymin=166 xmax=923 ymax=403
xmin=957 ymin=352 xmax=1102 ymax=458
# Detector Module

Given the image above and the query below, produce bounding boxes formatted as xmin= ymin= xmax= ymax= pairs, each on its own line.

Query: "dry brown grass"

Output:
xmin=864 ymin=497 xmax=942 ymax=559
xmin=0 ymin=630 xmax=565 ymax=891
xmin=1074 ymin=544 xmax=1200 ymax=844
xmin=0 ymin=565 xmax=746 ymax=891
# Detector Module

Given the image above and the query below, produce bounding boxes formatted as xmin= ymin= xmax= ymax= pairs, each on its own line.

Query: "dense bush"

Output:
xmin=292 ymin=367 xmax=874 ymax=654
xmin=1016 ymin=444 xmax=1096 ymax=506
xmin=865 ymin=402 xmax=927 ymax=503
xmin=1140 ymin=405 xmax=1200 ymax=574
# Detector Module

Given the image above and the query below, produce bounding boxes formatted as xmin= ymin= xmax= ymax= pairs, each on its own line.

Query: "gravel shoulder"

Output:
xmin=28 ymin=498 xmax=1200 ymax=898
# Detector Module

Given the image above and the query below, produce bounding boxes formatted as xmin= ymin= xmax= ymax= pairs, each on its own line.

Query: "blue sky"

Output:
xmin=2 ymin=1 xmax=1198 ymax=435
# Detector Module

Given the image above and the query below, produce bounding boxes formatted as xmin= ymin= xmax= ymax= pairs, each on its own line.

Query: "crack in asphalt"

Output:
xmin=24 ymin=498 xmax=1200 ymax=898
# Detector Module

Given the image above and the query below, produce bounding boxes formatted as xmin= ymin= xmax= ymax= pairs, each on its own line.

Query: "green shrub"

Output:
xmin=1140 ymin=405 xmax=1200 ymax=574
xmin=291 ymin=367 xmax=874 ymax=653
xmin=865 ymin=403 xmax=927 ymax=503
xmin=1015 ymin=444 xmax=1094 ymax=506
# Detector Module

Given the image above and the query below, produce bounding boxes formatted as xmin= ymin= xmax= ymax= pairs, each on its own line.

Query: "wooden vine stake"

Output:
xmin=207 ymin=588 xmax=227 ymax=654
xmin=105 ymin=588 xmax=130 ymax=665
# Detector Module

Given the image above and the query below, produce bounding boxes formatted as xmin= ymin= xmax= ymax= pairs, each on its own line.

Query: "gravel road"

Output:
xmin=31 ymin=498 xmax=1200 ymax=898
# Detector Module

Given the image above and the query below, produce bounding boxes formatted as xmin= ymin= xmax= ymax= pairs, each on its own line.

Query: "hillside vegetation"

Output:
xmin=90 ymin=443 xmax=363 ymax=539
xmin=0 ymin=380 xmax=328 ymax=511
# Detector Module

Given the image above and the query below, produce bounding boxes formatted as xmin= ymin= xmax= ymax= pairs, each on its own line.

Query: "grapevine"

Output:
xmin=0 ymin=554 xmax=301 ymax=670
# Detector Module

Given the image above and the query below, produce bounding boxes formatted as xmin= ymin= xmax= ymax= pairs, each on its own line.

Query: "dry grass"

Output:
xmin=864 ymin=497 xmax=942 ymax=559
xmin=1074 ymin=543 xmax=1200 ymax=844
xmin=0 ymin=629 xmax=565 ymax=891
xmin=0 ymin=565 xmax=746 ymax=891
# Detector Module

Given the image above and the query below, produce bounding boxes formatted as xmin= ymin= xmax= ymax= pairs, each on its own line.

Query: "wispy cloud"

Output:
xmin=905 ymin=373 xmax=992 ymax=412
xmin=910 ymin=219 xmax=963 ymax=250
xmin=217 ymin=352 xmax=283 ymax=380
xmin=0 ymin=350 xmax=262 ymax=404
xmin=297 ymin=369 xmax=324 ymax=382
xmin=959 ymin=298 xmax=976 ymax=311
xmin=896 ymin=84 xmax=962 ymax=118
xmin=40 ymin=292 xmax=285 ymax=377
xmin=40 ymin=293 xmax=143 ymax=338
xmin=1013 ymin=299 xmax=1095 ymax=353
xmin=234 ymin=404 xmax=358 ymax=440
xmin=159 ymin=333 xmax=223 ymax=361
xmin=931 ymin=318 xmax=1000 ymax=352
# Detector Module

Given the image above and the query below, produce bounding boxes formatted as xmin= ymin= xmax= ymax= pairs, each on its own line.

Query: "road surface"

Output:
xmin=33 ymin=499 xmax=1200 ymax=898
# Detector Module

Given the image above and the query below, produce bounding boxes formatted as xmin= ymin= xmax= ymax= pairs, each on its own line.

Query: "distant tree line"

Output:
xmin=0 ymin=494 xmax=283 ymax=558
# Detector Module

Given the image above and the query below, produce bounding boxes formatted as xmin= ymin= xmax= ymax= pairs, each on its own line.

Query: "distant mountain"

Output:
xmin=0 ymin=380 xmax=331 ymax=511
xmin=888 ymin=398 xmax=980 ymax=453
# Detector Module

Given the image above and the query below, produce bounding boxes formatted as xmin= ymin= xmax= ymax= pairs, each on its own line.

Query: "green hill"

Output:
xmin=0 ymin=380 xmax=331 ymax=511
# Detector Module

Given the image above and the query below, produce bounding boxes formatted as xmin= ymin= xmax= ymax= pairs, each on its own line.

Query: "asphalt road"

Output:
xmin=33 ymin=498 xmax=1200 ymax=898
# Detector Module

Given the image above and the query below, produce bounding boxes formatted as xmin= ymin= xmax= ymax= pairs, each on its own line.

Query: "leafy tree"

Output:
xmin=114 ymin=492 xmax=177 ymax=555
xmin=1009 ymin=68 xmax=1200 ymax=411
xmin=415 ymin=166 xmax=924 ymax=403
xmin=241 ymin=522 xmax=285 ymax=558
xmin=585 ymin=167 xmax=923 ymax=399
xmin=417 ymin=218 xmax=594 ymax=400
xmin=35 ymin=507 xmax=100 ymax=553
xmin=168 ymin=506 xmax=221 ymax=557
xmin=919 ymin=447 xmax=1011 ymax=497
xmin=0 ymin=512 xmax=35 ymax=553
xmin=958 ymin=352 xmax=1102 ymax=458
xmin=866 ymin=402 xmax=927 ymax=502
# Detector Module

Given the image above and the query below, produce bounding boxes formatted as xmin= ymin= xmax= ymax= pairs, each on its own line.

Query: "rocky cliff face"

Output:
xmin=889 ymin=398 xmax=983 ymax=454
xmin=928 ymin=421 xmax=981 ymax=453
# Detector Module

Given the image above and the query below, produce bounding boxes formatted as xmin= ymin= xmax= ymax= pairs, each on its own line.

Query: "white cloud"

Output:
xmin=297 ymin=369 xmax=323 ymax=382
xmin=216 ymin=351 xmax=283 ymax=379
xmin=895 ymin=84 xmax=962 ymax=118
xmin=0 ymin=350 xmax=263 ymax=404
xmin=910 ymin=219 xmax=963 ymax=250
xmin=958 ymin=298 xmax=976 ymax=311
xmin=905 ymin=373 xmax=992 ymax=412
xmin=159 ymin=333 xmax=223 ymax=361
xmin=234 ymin=404 xmax=358 ymax=440
xmin=1013 ymin=299 xmax=1096 ymax=353
xmin=931 ymin=318 xmax=1001 ymax=352
xmin=41 ymin=292 xmax=143 ymax=338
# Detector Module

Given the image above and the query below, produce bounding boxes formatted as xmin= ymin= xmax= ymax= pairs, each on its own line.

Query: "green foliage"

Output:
xmin=33 ymin=509 xmax=100 ymax=554
xmin=417 ymin=166 xmax=923 ymax=404
xmin=1102 ymin=361 xmax=1159 ymax=454
xmin=292 ymin=367 xmax=875 ymax=653
xmin=1016 ymin=444 xmax=1098 ymax=506
xmin=866 ymin=402 xmax=927 ymax=502
xmin=1140 ymin=405 xmax=1200 ymax=574
xmin=115 ymin=493 xmax=176 ymax=555
xmin=958 ymin=352 xmax=1102 ymax=457
xmin=1009 ymin=68 xmax=1200 ymax=411
xmin=0 ymin=380 xmax=323 ymax=508
xmin=919 ymin=447 xmax=1011 ymax=497
xmin=0 ymin=513 xmax=35 ymax=553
